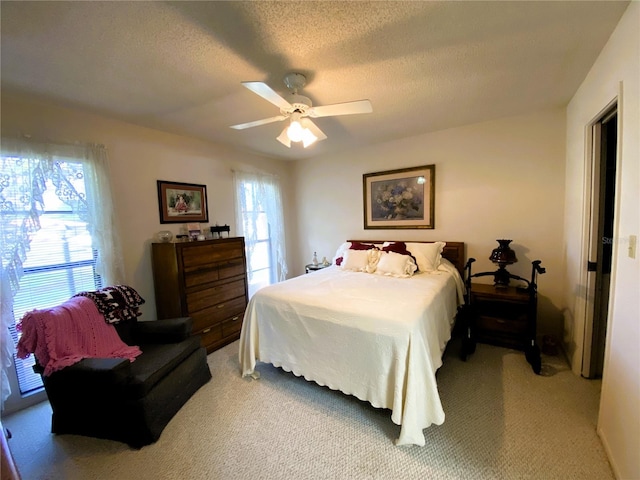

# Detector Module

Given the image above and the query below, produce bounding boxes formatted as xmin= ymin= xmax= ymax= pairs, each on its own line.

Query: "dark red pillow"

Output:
xmin=381 ymin=241 xmax=408 ymax=255
xmin=338 ymin=242 xmax=377 ymax=265
xmin=350 ymin=241 xmax=378 ymax=251
xmin=381 ymin=242 xmax=417 ymax=266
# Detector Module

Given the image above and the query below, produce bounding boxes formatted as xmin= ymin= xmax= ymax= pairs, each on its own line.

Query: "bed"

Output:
xmin=239 ymin=240 xmax=466 ymax=446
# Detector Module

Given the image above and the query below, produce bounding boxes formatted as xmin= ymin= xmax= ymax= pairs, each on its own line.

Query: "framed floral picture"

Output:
xmin=157 ymin=180 xmax=209 ymax=224
xmin=363 ymin=165 xmax=435 ymax=229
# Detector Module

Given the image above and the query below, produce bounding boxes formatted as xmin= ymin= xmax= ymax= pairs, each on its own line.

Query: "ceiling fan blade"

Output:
xmin=242 ymin=81 xmax=292 ymax=110
xmin=303 ymin=119 xmax=327 ymax=141
xmin=230 ymin=115 xmax=287 ymax=130
xmin=307 ymin=99 xmax=372 ymax=118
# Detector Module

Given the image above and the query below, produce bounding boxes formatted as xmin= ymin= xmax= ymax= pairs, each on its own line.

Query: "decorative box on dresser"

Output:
xmin=151 ymin=237 xmax=248 ymax=354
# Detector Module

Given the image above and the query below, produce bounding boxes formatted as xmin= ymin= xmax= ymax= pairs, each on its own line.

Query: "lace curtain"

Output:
xmin=233 ymin=170 xmax=288 ymax=286
xmin=0 ymin=137 xmax=123 ymax=409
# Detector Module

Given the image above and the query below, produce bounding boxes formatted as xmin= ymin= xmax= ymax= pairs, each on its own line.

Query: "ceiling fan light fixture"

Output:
xmin=277 ymin=127 xmax=291 ymax=148
xmin=232 ymin=73 xmax=371 ymax=150
xmin=287 ymin=119 xmax=305 ymax=142
xmin=286 ymin=116 xmax=317 ymax=148
xmin=302 ymin=128 xmax=318 ymax=148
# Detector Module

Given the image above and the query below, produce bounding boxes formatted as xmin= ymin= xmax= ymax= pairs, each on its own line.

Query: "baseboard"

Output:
xmin=597 ymin=426 xmax=621 ymax=480
xmin=557 ymin=341 xmax=573 ymax=371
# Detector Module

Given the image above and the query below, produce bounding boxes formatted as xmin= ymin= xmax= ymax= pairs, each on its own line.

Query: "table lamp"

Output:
xmin=489 ymin=239 xmax=518 ymax=287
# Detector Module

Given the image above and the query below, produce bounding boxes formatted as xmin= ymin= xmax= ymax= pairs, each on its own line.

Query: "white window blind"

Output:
xmin=1 ymin=142 xmax=121 ymax=411
xmin=8 ymin=178 xmax=102 ymax=394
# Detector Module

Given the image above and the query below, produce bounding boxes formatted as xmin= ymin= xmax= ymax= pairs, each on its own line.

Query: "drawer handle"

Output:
xmin=202 ymin=328 xmax=211 ymax=333
xmin=217 ymin=304 xmax=225 ymax=309
xmin=231 ymin=316 xmax=239 ymax=321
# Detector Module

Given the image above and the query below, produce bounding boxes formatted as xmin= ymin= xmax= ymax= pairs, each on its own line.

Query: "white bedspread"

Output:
xmin=239 ymin=264 xmax=463 ymax=446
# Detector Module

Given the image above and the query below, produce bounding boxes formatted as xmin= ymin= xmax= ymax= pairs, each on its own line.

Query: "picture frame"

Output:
xmin=363 ymin=164 xmax=435 ymax=229
xmin=157 ymin=180 xmax=209 ymax=224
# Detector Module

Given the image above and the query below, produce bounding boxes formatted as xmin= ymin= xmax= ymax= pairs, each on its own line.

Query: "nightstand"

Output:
xmin=305 ymin=263 xmax=331 ymax=274
xmin=459 ymin=256 xmax=545 ymax=374
xmin=465 ymin=282 xmax=541 ymax=374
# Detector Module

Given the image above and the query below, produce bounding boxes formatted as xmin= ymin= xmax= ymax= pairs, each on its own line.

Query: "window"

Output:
xmin=233 ymin=171 xmax=287 ymax=297
xmin=240 ymin=181 xmax=273 ymax=293
xmin=7 ymin=176 xmax=103 ymax=394
xmin=1 ymin=140 xmax=122 ymax=412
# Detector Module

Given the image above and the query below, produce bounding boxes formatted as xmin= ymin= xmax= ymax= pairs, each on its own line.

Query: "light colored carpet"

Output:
xmin=2 ymin=338 xmax=613 ymax=480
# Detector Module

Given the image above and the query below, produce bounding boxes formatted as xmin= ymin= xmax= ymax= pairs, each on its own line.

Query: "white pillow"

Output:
xmin=332 ymin=242 xmax=351 ymax=265
xmin=406 ymin=242 xmax=446 ymax=272
xmin=375 ymin=251 xmax=417 ymax=277
xmin=341 ymin=249 xmax=370 ymax=272
xmin=341 ymin=248 xmax=381 ymax=273
xmin=366 ymin=248 xmax=382 ymax=273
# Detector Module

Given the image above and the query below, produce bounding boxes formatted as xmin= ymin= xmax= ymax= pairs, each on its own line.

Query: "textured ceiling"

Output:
xmin=0 ymin=1 xmax=630 ymax=161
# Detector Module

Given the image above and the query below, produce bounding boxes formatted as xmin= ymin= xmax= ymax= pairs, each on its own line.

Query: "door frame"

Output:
xmin=578 ymin=90 xmax=623 ymax=378
xmin=582 ymin=101 xmax=617 ymax=378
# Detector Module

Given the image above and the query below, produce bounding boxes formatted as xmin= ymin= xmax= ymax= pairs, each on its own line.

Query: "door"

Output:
xmin=582 ymin=104 xmax=617 ymax=379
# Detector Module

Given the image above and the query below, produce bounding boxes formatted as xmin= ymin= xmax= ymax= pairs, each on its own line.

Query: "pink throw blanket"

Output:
xmin=16 ymin=296 xmax=142 ymax=376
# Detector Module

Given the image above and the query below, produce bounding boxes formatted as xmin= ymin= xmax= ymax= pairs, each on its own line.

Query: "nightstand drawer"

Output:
xmin=474 ymin=300 xmax=529 ymax=324
xmin=476 ymin=315 xmax=528 ymax=335
xmin=469 ymin=283 xmax=534 ymax=350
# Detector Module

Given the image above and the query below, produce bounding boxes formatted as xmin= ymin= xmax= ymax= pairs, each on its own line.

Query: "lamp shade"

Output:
xmin=301 ymin=128 xmax=318 ymax=147
xmin=489 ymin=239 xmax=517 ymax=266
xmin=287 ymin=119 xmax=304 ymax=142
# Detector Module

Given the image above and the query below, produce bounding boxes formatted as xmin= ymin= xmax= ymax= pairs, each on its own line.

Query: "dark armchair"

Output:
xmin=34 ymin=316 xmax=212 ymax=448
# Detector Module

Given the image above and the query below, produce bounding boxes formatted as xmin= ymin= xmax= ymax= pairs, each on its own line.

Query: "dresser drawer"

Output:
xmin=184 ymin=259 xmax=245 ymax=288
xmin=222 ymin=312 xmax=243 ymax=337
xmin=197 ymin=324 xmax=223 ymax=348
xmin=183 ymin=266 xmax=219 ymax=288
xmin=219 ymin=259 xmax=246 ymax=280
xmin=189 ymin=295 xmax=247 ymax=332
xmin=186 ymin=279 xmax=246 ymax=313
xmin=181 ymin=242 xmax=244 ymax=268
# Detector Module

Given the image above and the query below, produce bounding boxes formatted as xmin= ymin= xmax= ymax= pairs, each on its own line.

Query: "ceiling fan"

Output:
xmin=230 ymin=73 xmax=372 ymax=148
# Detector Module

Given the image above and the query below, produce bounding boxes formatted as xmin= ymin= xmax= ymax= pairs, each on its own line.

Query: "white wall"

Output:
xmin=293 ymin=108 xmax=567 ymax=339
xmin=564 ymin=3 xmax=639 ymax=478
xmin=1 ymin=92 xmax=294 ymax=321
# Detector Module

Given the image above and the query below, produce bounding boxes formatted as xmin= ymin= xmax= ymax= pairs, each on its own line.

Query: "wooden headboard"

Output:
xmin=347 ymin=240 xmax=466 ymax=276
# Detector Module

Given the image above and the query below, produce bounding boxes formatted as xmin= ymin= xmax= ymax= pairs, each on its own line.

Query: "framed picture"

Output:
xmin=363 ymin=164 xmax=435 ymax=229
xmin=157 ymin=180 xmax=209 ymax=224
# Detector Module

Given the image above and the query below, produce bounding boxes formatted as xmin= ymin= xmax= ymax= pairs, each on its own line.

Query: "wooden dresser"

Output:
xmin=151 ymin=237 xmax=248 ymax=354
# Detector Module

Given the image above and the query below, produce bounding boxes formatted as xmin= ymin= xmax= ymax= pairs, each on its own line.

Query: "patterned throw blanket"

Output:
xmin=74 ymin=285 xmax=145 ymax=324
xmin=16 ymin=296 xmax=142 ymax=376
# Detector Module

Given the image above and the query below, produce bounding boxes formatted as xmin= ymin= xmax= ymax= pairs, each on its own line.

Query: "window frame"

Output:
xmin=1 ymin=154 xmax=108 ymax=413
